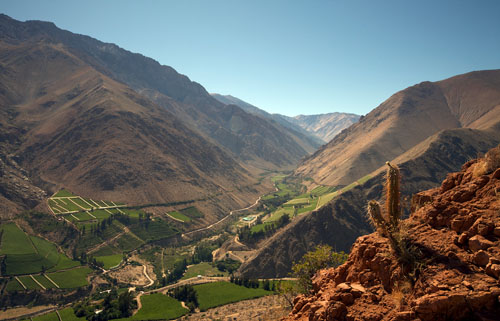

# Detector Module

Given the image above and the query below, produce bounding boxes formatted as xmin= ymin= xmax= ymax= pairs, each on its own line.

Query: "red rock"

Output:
xmin=337 ymin=282 xmax=351 ymax=292
xmin=450 ymin=217 xmax=464 ymax=232
xmin=340 ymin=292 xmax=354 ymax=305
xmin=469 ymin=235 xmax=494 ymax=251
xmin=494 ymin=226 xmax=500 ymax=237
xmin=472 ymin=250 xmax=490 ymax=266
xmin=458 ymin=232 xmax=469 ymax=245
xmin=390 ymin=311 xmax=415 ymax=321
xmin=486 ymin=263 xmax=500 ymax=279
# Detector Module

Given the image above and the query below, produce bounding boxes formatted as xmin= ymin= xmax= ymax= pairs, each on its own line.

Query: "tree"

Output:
xmin=118 ymin=291 xmax=135 ymax=317
xmin=291 ymin=245 xmax=347 ymax=293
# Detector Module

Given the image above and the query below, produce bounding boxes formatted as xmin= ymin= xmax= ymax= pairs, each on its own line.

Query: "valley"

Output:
xmin=1 ymin=9 xmax=500 ymax=321
xmin=1 ymin=171 xmax=336 ymax=321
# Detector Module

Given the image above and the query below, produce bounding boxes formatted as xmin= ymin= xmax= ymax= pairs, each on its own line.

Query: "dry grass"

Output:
xmin=473 ymin=145 xmax=500 ymax=177
xmin=391 ymin=280 xmax=412 ymax=311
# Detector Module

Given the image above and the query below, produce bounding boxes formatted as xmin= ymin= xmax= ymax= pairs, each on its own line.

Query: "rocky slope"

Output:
xmin=284 ymin=146 xmax=500 ymax=321
xmin=287 ymin=113 xmax=360 ymax=142
xmin=295 ymin=70 xmax=500 ymax=186
xmin=0 ymin=14 xmax=317 ymax=170
xmin=239 ymin=126 xmax=500 ymax=278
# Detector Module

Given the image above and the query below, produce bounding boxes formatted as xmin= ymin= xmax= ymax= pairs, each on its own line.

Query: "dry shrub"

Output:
xmin=391 ymin=280 xmax=412 ymax=311
xmin=473 ymin=145 xmax=500 ymax=177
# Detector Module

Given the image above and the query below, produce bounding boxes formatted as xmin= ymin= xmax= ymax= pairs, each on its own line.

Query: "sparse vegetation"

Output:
xmin=367 ymin=162 xmax=423 ymax=282
xmin=473 ymin=144 xmax=500 ymax=177
xmin=291 ymin=245 xmax=348 ymax=293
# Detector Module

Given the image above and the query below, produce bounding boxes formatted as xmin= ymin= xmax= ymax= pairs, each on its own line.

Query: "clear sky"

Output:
xmin=2 ymin=0 xmax=499 ymax=116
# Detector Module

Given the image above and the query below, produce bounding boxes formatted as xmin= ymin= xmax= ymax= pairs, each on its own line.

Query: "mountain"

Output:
xmin=285 ymin=147 xmax=500 ymax=320
xmin=295 ymin=70 xmax=500 ymax=187
xmin=0 ymin=14 xmax=319 ymax=171
xmin=239 ymin=71 xmax=500 ymax=278
xmin=287 ymin=112 xmax=360 ymax=142
xmin=0 ymin=16 xmax=265 ymax=217
xmin=212 ymin=93 xmax=360 ymax=144
xmin=211 ymin=93 xmax=324 ymax=148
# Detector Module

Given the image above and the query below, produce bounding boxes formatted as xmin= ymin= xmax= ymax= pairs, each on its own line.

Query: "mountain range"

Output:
xmin=211 ymin=93 xmax=359 ymax=143
xmin=0 ymin=14 xmax=323 ymax=218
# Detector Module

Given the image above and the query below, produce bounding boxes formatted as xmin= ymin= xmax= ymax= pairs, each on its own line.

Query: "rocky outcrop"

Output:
xmin=284 ymin=147 xmax=500 ymax=321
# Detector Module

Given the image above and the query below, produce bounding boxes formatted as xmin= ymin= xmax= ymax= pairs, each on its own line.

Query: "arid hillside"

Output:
xmin=295 ymin=70 xmax=500 ymax=187
xmin=240 ymin=122 xmax=500 ymax=279
xmin=0 ymin=38 xmax=260 ymax=217
xmin=0 ymin=14 xmax=318 ymax=171
xmin=284 ymin=146 xmax=500 ymax=321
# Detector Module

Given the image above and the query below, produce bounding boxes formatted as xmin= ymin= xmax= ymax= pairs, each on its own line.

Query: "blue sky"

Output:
xmin=2 ymin=0 xmax=499 ymax=116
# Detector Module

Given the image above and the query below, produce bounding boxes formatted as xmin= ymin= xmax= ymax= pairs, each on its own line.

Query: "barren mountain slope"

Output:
xmin=285 ymin=146 xmax=500 ymax=321
xmin=211 ymin=93 xmax=324 ymax=152
xmin=0 ymin=40 xmax=259 ymax=216
xmin=295 ymin=70 xmax=500 ymax=187
xmin=239 ymin=126 xmax=500 ymax=278
xmin=0 ymin=14 xmax=316 ymax=170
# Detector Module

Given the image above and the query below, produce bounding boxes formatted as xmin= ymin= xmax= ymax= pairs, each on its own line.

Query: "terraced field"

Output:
xmin=48 ymin=189 xmax=126 ymax=215
xmin=46 ymin=267 xmax=93 ymax=289
xmin=0 ymin=223 xmax=81 ymax=275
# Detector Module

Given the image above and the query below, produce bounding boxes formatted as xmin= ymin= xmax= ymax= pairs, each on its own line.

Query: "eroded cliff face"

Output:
xmin=284 ymin=147 xmax=500 ymax=321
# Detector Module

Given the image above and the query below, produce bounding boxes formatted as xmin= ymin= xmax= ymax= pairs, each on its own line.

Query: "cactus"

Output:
xmin=367 ymin=200 xmax=387 ymax=235
xmin=367 ymin=162 xmax=401 ymax=233
xmin=367 ymin=162 xmax=422 ymax=282
xmin=385 ymin=161 xmax=401 ymax=228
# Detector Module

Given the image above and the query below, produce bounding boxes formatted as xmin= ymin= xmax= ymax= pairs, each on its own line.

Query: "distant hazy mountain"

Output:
xmin=286 ymin=113 xmax=360 ymax=142
xmin=211 ymin=93 xmax=359 ymax=144
xmin=211 ymin=93 xmax=324 ymax=147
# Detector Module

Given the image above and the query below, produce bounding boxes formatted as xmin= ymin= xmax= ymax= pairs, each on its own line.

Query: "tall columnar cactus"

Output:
xmin=367 ymin=162 xmax=402 ymax=235
xmin=385 ymin=161 xmax=401 ymax=229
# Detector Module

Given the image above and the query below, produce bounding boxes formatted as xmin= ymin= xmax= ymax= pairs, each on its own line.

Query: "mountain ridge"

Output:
xmin=295 ymin=70 xmax=500 ymax=187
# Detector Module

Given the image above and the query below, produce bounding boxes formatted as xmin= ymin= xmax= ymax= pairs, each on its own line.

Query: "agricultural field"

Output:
xmin=18 ymin=275 xmax=42 ymax=290
xmin=167 ymin=211 xmax=191 ymax=222
xmin=194 ymin=281 xmax=272 ymax=311
xmin=179 ymin=206 xmax=204 ymax=219
xmin=48 ymin=189 xmax=126 ymax=215
xmin=266 ymin=207 xmax=294 ymax=222
xmin=31 ymin=311 xmax=59 ymax=321
xmin=181 ymin=262 xmax=226 ymax=279
xmin=125 ymin=293 xmax=188 ymax=320
xmin=46 ymin=267 xmax=92 ymax=288
xmin=95 ymin=254 xmax=123 ymax=269
xmin=58 ymin=307 xmax=86 ymax=321
xmin=0 ymin=223 xmax=81 ymax=275
xmin=283 ymin=197 xmax=311 ymax=207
